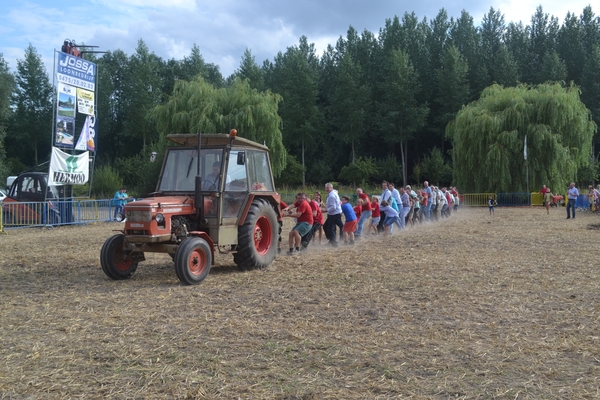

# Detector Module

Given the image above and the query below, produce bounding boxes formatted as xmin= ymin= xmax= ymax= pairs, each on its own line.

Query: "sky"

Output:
xmin=0 ymin=0 xmax=595 ymax=79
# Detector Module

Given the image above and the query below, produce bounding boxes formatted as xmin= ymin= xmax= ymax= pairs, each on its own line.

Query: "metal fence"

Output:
xmin=0 ymin=192 xmax=594 ymax=231
xmin=1 ymin=199 xmax=116 ymax=231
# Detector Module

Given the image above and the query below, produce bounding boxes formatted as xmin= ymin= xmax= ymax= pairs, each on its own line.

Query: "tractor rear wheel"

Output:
xmin=234 ymin=198 xmax=278 ymax=270
xmin=174 ymin=237 xmax=212 ymax=285
xmin=100 ymin=234 xmax=138 ymax=280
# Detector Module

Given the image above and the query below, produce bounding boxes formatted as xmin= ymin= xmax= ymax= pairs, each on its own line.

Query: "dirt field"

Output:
xmin=1 ymin=206 xmax=599 ymax=399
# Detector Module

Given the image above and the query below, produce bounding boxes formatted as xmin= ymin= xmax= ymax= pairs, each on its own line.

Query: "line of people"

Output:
xmin=279 ymin=181 xmax=460 ymax=254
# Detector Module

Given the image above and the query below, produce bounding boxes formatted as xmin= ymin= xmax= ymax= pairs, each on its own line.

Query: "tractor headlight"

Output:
xmin=155 ymin=213 xmax=165 ymax=223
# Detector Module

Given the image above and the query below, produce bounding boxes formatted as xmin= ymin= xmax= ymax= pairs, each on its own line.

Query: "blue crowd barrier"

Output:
xmin=1 ymin=198 xmax=117 ymax=229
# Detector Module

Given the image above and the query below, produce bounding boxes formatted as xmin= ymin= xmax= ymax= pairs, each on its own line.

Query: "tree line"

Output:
xmin=0 ymin=5 xmax=599 ymax=195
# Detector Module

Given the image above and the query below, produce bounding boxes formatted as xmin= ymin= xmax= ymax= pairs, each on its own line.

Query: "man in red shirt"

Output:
xmin=300 ymin=194 xmax=324 ymax=250
xmin=283 ymin=193 xmax=313 ymax=255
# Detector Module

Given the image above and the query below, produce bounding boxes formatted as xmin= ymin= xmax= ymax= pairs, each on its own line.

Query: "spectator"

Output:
xmin=113 ymin=187 xmax=129 ymax=221
xmin=566 ymin=182 xmax=578 ymax=219
xmin=540 ymin=185 xmax=551 ymax=214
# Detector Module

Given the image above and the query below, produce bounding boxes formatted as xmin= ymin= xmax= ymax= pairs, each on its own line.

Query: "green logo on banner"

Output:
xmin=66 ymin=156 xmax=78 ymax=172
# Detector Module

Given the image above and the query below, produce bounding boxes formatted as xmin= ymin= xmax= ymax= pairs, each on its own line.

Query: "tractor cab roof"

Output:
xmin=166 ymin=134 xmax=269 ymax=152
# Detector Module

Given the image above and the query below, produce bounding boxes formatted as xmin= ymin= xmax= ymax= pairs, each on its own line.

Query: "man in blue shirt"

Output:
xmin=566 ymin=182 xmax=579 ymax=219
xmin=113 ymin=187 xmax=129 ymax=221
xmin=423 ymin=181 xmax=432 ymax=221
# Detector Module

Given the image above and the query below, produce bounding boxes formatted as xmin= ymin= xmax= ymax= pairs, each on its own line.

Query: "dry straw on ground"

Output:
xmin=1 ymin=206 xmax=599 ymax=399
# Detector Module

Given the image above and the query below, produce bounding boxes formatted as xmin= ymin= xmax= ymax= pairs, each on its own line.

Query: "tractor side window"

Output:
xmin=225 ymin=150 xmax=248 ymax=191
xmin=247 ymin=151 xmax=274 ymax=191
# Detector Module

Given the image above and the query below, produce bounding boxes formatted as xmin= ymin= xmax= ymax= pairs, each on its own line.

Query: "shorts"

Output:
xmin=343 ymin=220 xmax=357 ymax=233
xmin=292 ymin=222 xmax=312 ymax=237
xmin=370 ymin=216 xmax=380 ymax=226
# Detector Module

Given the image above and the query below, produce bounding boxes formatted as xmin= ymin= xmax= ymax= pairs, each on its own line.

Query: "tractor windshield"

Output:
xmin=157 ymin=148 xmax=224 ymax=193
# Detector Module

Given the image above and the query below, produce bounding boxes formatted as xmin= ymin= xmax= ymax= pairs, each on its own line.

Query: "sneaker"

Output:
xmin=299 ymin=246 xmax=307 ymax=253
xmin=349 ymin=240 xmax=355 ymax=245
xmin=286 ymin=250 xmax=297 ymax=256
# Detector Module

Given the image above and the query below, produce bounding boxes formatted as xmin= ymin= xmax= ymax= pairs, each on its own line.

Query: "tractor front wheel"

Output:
xmin=174 ymin=237 xmax=212 ymax=285
xmin=100 ymin=234 xmax=138 ymax=280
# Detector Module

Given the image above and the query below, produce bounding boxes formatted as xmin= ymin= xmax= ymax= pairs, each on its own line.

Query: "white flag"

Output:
xmin=75 ymin=115 xmax=96 ymax=152
xmin=49 ymin=147 xmax=89 ymax=185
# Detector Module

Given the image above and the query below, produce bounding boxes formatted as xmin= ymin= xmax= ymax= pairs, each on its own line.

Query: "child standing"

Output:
xmin=488 ymin=195 xmax=495 ymax=216
xmin=370 ymin=196 xmax=381 ymax=235
xmin=340 ymin=196 xmax=357 ymax=245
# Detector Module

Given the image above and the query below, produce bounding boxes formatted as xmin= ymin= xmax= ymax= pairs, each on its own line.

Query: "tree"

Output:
xmin=419 ymin=147 xmax=452 ymax=186
xmin=376 ymin=48 xmax=429 ymax=186
xmin=447 ymin=83 xmax=597 ymax=192
xmin=490 ymin=45 xmax=519 ymax=87
xmin=235 ymin=48 xmax=265 ymax=91
xmin=8 ymin=44 xmax=53 ymax=167
xmin=121 ymin=40 xmax=163 ymax=152
xmin=96 ymin=49 xmax=130 ymax=161
xmin=266 ymin=36 xmax=321 ymax=185
xmin=0 ymin=53 xmax=14 ymax=181
xmin=434 ymin=45 xmax=470 ymax=139
xmin=539 ymin=50 xmax=567 ymax=82
xmin=151 ymin=77 xmax=286 ymax=176
xmin=330 ymin=52 xmax=368 ymax=162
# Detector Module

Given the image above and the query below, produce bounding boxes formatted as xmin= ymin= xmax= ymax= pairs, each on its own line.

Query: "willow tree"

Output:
xmin=447 ymin=83 xmax=596 ymax=192
xmin=151 ymin=77 xmax=286 ymax=176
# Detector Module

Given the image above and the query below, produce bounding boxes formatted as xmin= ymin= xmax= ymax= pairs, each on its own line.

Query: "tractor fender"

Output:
xmin=187 ymin=231 xmax=215 ymax=262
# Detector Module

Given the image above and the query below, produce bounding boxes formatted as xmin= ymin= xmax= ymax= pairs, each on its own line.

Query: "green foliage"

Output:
xmin=274 ymin=154 xmax=304 ymax=187
xmin=0 ymin=54 xmax=14 ymax=184
xmin=373 ymin=156 xmax=402 ymax=184
xmin=338 ymin=157 xmax=378 ymax=187
xmin=151 ymin=76 xmax=286 ymax=176
xmin=447 ymin=82 xmax=597 ymax=192
xmin=91 ymin=165 xmax=123 ymax=199
xmin=8 ymin=44 xmax=53 ymax=167
xmin=576 ymin=156 xmax=599 ymax=184
xmin=306 ymin=159 xmax=335 ymax=185
xmin=72 ymin=183 xmax=90 ymax=197
xmin=419 ymin=147 xmax=452 ymax=186
xmin=114 ymin=143 xmax=164 ymax=197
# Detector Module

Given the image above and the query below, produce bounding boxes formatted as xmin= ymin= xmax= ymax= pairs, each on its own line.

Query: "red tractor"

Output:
xmin=100 ymin=130 xmax=282 ymax=285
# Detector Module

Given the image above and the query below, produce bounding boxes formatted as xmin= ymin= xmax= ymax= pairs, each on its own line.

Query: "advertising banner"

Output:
xmin=55 ymin=82 xmax=76 ymax=148
xmin=49 ymin=147 xmax=90 ymax=186
xmin=56 ymin=52 xmax=96 ymax=91
xmin=76 ymin=88 xmax=94 ymax=115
